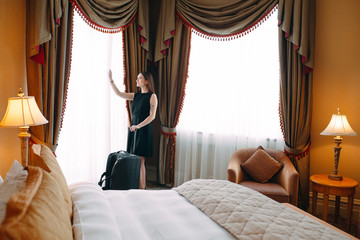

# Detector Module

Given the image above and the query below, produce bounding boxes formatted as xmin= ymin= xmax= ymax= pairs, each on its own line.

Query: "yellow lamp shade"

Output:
xmin=320 ymin=111 xmax=357 ymax=137
xmin=0 ymin=96 xmax=48 ymax=127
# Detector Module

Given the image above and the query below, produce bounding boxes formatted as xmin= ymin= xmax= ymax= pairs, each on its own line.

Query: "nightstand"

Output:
xmin=310 ymin=174 xmax=358 ymax=232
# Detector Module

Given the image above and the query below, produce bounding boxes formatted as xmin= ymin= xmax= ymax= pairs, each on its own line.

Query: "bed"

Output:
xmin=0 ymin=144 xmax=356 ymax=240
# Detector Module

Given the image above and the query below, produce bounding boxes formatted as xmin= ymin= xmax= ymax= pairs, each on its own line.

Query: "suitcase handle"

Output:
xmin=98 ymin=172 xmax=112 ymax=189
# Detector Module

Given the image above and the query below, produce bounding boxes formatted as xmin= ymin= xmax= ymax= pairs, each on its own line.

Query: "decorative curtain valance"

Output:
xmin=176 ymin=0 xmax=278 ymax=38
xmin=70 ymin=0 xmax=149 ymax=53
xmin=70 ymin=0 xmax=137 ymax=31
xmin=155 ymin=0 xmax=278 ymax=62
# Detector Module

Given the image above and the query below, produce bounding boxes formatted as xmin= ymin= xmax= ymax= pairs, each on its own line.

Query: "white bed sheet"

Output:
xmin=69 ymin=182 xmax=235 ymax=240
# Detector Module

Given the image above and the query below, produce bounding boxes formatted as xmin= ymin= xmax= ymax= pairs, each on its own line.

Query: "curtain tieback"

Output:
xmin=160 ymin=126 xmax=176 ymax=137
xmin=160 ymin=125 xmax=176 ymax=187
xmin=284 ymin=142 xmax=311 ymax=160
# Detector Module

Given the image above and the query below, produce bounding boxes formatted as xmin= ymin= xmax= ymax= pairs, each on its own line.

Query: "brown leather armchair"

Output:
xmin=227 ymin=148 xmax=299 ymax=206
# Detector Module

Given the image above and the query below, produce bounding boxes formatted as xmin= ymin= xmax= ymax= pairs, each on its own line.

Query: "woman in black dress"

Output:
xmin=109 ymin=70 xmax=158 ymax=189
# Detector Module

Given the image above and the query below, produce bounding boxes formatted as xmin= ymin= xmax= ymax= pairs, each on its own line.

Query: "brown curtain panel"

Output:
xmin=26 ymin=0 xmax=73 ymax=152
xmin=156 ymin=0 xmax=278 ymax=186
xmin=278 ymin=0 xmax=316 ymax=210
xmin=123 ymin=20 xmax=149 ymax=122
xmin=157 ymin=18 xmax=191 ymax=185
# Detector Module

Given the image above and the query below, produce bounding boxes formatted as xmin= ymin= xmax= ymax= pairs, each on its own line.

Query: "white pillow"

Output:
xmin=0 ymin=160 xmax=28 ymax=223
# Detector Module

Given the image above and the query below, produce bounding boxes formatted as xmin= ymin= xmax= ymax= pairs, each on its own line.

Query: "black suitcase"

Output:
xmin=98 ymin=150 xmax=141 ymax=190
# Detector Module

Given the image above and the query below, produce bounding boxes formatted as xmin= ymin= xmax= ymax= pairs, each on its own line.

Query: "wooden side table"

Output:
xmin=310 ymin=174 xmax=358 ymax=233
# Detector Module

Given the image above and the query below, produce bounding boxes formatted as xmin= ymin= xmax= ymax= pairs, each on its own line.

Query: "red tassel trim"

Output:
xmin=173 ymin=29 xmax=192 ymax=127
xmin=176 ymin=4 xmax=278 ymax=41
xmin=59 ymin=8 xmax=75 ymax=137
xmin=122 ymin=32 xmax=132 ymax=125
xmin=284 ymin=143 xmax=311 ymax=161
xmin=278 ymin=97 xmax=286 ymax=142
xmin=70 ymin=0 xmax=136 ymax=33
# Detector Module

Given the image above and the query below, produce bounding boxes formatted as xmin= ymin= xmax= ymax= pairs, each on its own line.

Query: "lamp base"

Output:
xmin=18 ymin=126 xmax=30 ymax=168
xmin=328 ymin=174 xmax=343 ymax=181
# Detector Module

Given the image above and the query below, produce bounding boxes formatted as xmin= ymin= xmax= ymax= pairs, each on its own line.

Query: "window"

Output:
xmin=56 ymin=10 xmax=128 ymax=184
xmin=175 ymin=10 xmax=284 ymax=185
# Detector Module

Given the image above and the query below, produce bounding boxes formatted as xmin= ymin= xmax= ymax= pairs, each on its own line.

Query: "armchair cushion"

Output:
xmin=240 ymin=181 xmax=290 ymax=203
xmin=241 ymin=148 xmax=283 ymax=183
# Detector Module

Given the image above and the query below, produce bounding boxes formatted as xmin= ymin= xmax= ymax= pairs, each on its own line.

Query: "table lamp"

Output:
xmin=320 ymin=108 xmax=357 ymax=181
xmin=0 ymin=88 xmax=48 ymax=167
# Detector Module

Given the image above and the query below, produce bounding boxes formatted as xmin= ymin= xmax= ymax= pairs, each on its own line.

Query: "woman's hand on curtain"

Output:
xmin=109 ymin=70 xmax=134 ymax=100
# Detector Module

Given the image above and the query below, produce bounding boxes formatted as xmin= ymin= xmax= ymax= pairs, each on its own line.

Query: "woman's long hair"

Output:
xmin=140 ymin=71 xmax=155 ymax=93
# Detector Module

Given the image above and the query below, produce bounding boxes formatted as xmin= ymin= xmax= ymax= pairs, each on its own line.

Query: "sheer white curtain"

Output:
xmin=56 ymin=11 xmax=128 ymax=184
xmin=175 ymin=11 xmax=284 ymax=186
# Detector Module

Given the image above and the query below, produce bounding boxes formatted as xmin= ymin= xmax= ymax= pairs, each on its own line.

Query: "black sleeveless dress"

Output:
xmin=127 ymin=92 xmax=154 ymax=158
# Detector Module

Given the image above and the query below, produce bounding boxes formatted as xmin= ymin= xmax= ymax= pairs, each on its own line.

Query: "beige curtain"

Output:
xmin=26 ymin=0 xmax=72 ymax=151
xmin=155 ymin=0 xmax=278 ymax=186
xmin=278 ymin=0 xmax=316 ymax=210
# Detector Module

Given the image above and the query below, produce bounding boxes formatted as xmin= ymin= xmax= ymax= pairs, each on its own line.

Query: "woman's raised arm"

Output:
xmin=109 ymin=70 xmax=134 ymax=100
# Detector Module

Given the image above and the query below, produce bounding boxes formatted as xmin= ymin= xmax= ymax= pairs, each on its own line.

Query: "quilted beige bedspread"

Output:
xmin=174 ymin=179 xmax=352 ymax=240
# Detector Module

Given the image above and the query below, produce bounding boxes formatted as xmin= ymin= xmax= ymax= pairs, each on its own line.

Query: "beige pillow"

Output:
xmin=241 ymin=147 xmax=283 ymax=183
xmin=28 ymin=144 xmax=72 ymax=218
xmin=0 ymin=166 xmax=73 ymax=240
xmin=0 ymin=160 xmax=28 ymax=224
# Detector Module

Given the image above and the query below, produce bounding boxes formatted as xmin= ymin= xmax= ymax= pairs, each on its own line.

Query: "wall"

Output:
xmin=312 ymin=0 xmax=360 ymax=202
xmin=0 ymin=0 xmax=26 ymax=178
